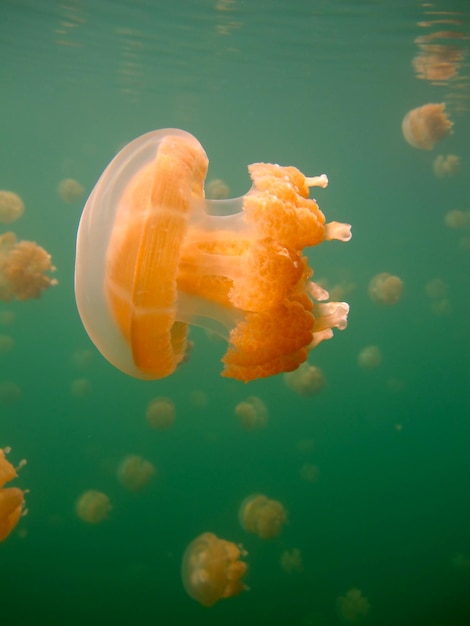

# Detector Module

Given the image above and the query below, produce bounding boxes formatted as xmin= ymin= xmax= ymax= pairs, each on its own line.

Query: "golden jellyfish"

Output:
xmin=74 ymin=129 xmax=351 ymax=382
xmin=284 ymin=361 xmax=325 ymax=396
xmin=336 ymin=588 xmax=370 ymax=622
xmin=234 ymin=396 xmax=268 ymax=430
xmin=57 ymin=178 xmax=85 ymax=203
xmin=0 ymin=190 xmax=24 ymax=224
xmin=402 ymin=103 xmax=453 ymax=150
xmin=238 ymin=493 xmax=287 ymax=539
xmin=0 ymin=447 xmax=26 ymax=542
xmin=425 ymin=277 xmax=448 ymax=299
xmin=146 ymin=396 xmax=176 ymax=429
xmin=368 ymin=272 xmax=403 ymax=305
xmin=75 ymin=489 xmax=111 ymax=524
xmin=357 ymin=345 xmax=382 ymax=369
xmin=280 ymin=547 xmax=303 ymax=574
xmin=206 ymin=178 xmax=230 ymax=199
xmin=0 ymin=232 xmax=58 ymax=302
xmin=181 ymin=532 xmax=248 ymax=607
xmin=444 ymin=209 xmax=470 ymax=229
xmin=432 ymin=154 xmax=460 ymax=178
xmin=117 ymin=454 xmax=155 ymax=491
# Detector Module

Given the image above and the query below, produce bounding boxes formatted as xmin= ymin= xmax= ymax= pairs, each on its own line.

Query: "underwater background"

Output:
xmin=1 ymin=0 xmax=469 ymax=624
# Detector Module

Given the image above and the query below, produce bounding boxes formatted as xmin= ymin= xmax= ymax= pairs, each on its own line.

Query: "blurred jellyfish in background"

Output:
xmin=402 ymin=103 xmax=453 ymax=149
xmin=336 ymin=588 xmax=371 ymax=622
xmin=368 ymin=272 xmax=403 ymax=305
xmin=238 ymin=493 xmax=287 ymax=539
xmin=234 ymin=396 xmax=268 ymax=430
xmin=117 ymin=454 xmax=155 ymax=492
xmin=432 ymin=153 xmax=460 ymax=177
xmin=0 ymin=191 xmax=24 ymax=224
xmin=444 ymin=209 xmax=470 ymax=230
xmin=70 ymin=377 xmax=92 ymax=398
xmin=71 ymin=348 xmax=94 ymax=370
xmin=280 ymin=547 xmax=303 ymax=574
xmin=357 ymin=345 xmax=382 ymax=369
xmin=206 ymin=178 xmax=230 ymax=199
xmin=75 ymin=490 xmax=111 ymax=524
xmin=300 ymin=462 xmax=320 ymax=484
xmin=181 ymin=532 xmax=248 ymax=607
xmin=0 ymin=447 xmax=26 ymax=542
xmin=0 ymin=334 xmax=14 ymax=354
xmin=57 ymin=178 xmax=85 ymax=203
xmin=0 ymin=381 xmax=21 ymax=405
xmin=146 ymin=396 xmax=176 ymax=430
xmin=0 ymin=232 xmax=58 ymax=302
xmin=424 ymin=278 xmax=452 ymax=316
xmin=284 ymin=361 xmax=326 ymax=397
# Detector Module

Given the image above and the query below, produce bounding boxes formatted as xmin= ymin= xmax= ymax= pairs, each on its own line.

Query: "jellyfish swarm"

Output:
xmin=0 ymin=448 xmax=26 ymax=542
xmin=75 ymin=129 xmax=351 ymax=382
xmin=402 ymin=103 xmax=453 ymax=150
xmin=0 ymin=232 xmax=58 ymax=302
xmin=181 ymin=532 xmax=248 ymax=607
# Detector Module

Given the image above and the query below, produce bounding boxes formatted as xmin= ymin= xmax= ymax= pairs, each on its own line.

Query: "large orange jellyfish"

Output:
xmin=181 ymin=532 xmax=248 ymax=607
xmin=0 ymin=447 xmax=26 ymax=542
xmin=238 ymin=493 xmax=287 ymax=539
xmin=0 ymin=232 xmax=58 ymax=301
xmin=75 ymin=129 xmax=351 ymax=382
xmin=402 ymin=103 xmax=453 ymax=150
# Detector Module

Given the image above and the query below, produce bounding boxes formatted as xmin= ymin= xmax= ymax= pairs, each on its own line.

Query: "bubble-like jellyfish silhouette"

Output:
xmin=402 ymin=103 xmax=453 ymax=150
xmin=0 ymin=447 xmax=26 ymax=542
xmin=75 ymin=129 xmax=351 ymax=382
xmin=57 ymin=178 xmax=85 ymax=203
xmin=280 ymin=547 xmax=303 ymax=574
xmin=0 ymin=334 xmax=14 ymax=354
xmin=146 ymin=396 xmax=176 ymax=429
xmin=357 ymin=345 xmax=382 ymax=369
xmin=181 ymin=532 xmax=248 ymax=607
xmin=0 ymin=191 xmax=24 ymax=224
xmin=75 ymin=490 xmax=111 ymax=524
xmin=234 ymin=396 xmax=268 ymax=430
xmin=432 ymin=154 xmax=460 ymax=178
xmin=0 ymin=232 xmax=58 ymax=302
xmin=368 ymin=273 xmax=403 ymax=305
xmin=336 ymin=588 xmax=370 ymax=622
xmin=284 ymin=362 xmax=325 ymax=396
xmin=239 ymin=493 xmax=287 ymax=539
xmin=117 ymin=454 xmax=155 ymax=491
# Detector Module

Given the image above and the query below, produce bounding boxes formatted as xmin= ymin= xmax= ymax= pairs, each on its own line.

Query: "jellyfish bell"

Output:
xmin=0 ymin=447 xmax=26 ymax=542
xmin=181 ymin=532 xmax=248 ymax=607
xmin=238 ymin=493 xmax=287 ymax=539
xmin=75 ymin=129 xmax=351 ymax=382
xmin=402 ymin=103 xmax=453 ymax=150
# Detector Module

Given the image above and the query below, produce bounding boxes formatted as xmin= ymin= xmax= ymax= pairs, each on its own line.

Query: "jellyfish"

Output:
xmin=0 ymin=334 xmax=14 ymax=354
xmin=117 ymin=454 xmax=155 ymax=491
xmin=336 ymin=588 xmax=370 ymax=622
xmin=75 ymin=129 xmax=351 ymax=382
xmin=206 ymin=178 xmax=230 ymax=199
xmin=238 ymin=493 xmax=287 ymax=539
xmin=234 ymin=396 xmax=268 ymax=430
xmin=70 ymin=377 xmax=92 ymax=398
xmin=432 ymin=154 xmax=460 ymax=178
xmin=0 ymin=191 xmax=24 ymax=224
xmin=357 ymin=345 xmax=382 ymax=369
xmin=402 ymin=103 xmax=453 ymax=150
xmin=146 ymin=396 xmax=176 ymax=429
xmin=368 ymin=272 xmax=403 ymax=305
xmin=0 ymin=381 xmax=21 ymax=405
xmin=57 ymin=178 xmax=85 ymax=203
xmin=75 ymin=489 xmax=111 ymax=524
xmin=0 ymin=447 xmax=26 ymax=542
xmin=280 ymin=547 xmax=303 ymax=574
xmin=300 ymin=462 xmax=320 ymax=483
xmin=181 ymin=532 xmax=248 ymax=607
xmin=444 ymin=209 xmax=470 ymax=229
xmin=0 ymin=232 xmax=58 ymax=302
xmin=284 ymin=361 xmax=325 ymax=396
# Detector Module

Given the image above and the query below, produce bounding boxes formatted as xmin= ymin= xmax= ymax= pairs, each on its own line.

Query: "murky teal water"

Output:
xmin=1 ymin=1 xmax=469 ymax=624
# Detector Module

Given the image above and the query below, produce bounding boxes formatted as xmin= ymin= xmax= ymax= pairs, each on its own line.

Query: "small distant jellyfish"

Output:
xmin=57 ymin=178 xmax=85 ymax=203
xmin=0 ymin=335 xmax=14 ymax=354
xmin=181 ymin=532 xmax=248 ymax=607
xmin=300 ymin=462 xmax=320 ymax=483
xmin=0 ymin=232 xmax=58 ymax=302
xmin=238 ymin=493 xmax=287 ymax=539
xmin=280 ymin=547 xmax=303 ymax=574
xmin=357 ymin=345 xmax=382 ymax=369
xmin=402 ymin=103 xmax=453 ymax=150
xmin=75 ymin=489 xmax=111 ymax=524
xmin=117 ymin=454 xmax=155 ymax=492
xmin=0 ymin=381 xmax=21 ymax=405
xmin=0 ymin=447 xmax=26 ymax=542
xmin=336 ymin=588 xmax=370 ymax=622
xmin=284 ymin=362 xmax=326 ymax=397
xmin=368 ymin=272 xmax=403 ymax=305
xmin=70 ymin=377 xmax=91 ymax=398
xmin=432 ymin=154 xmax=460 ymax=178
xmin=206 ymin=178 xmax=230 ymax=199
xmin=425 ymin=277 xmax=448 ymax=299
xmin=444 ymin=209 xmax=470 ymax=229
xmin=71 ymin=348 xmax=94 ymax=370
xmin=0 ymin=191 xmax=24 ymax=224
xmin=234 ymin=396 xmax=268 ymax=430
xmin=146 ymin=396 xmax=176 ymax=429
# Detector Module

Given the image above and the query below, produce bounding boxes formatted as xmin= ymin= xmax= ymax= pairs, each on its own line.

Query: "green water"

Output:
xmin=1 ymin=0 xmax=469 ymax=624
